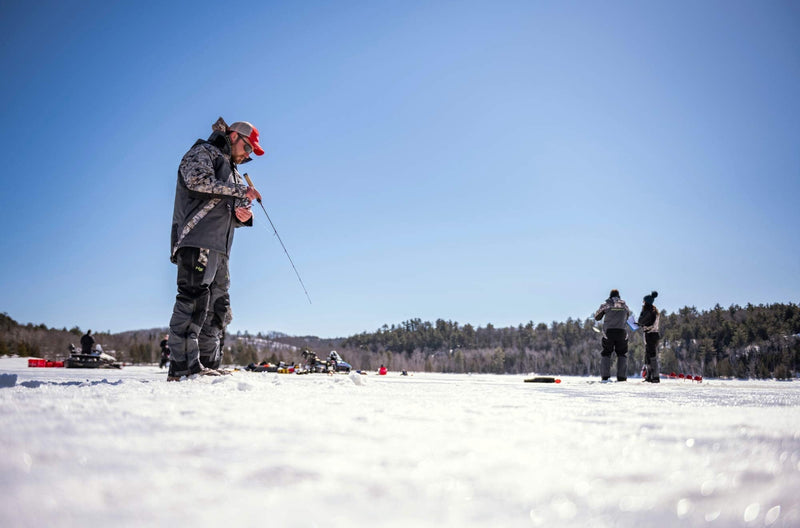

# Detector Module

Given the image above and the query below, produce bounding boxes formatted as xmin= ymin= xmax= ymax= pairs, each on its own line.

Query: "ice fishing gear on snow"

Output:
xmin=244 ymin=173 xmax=312 ymax=304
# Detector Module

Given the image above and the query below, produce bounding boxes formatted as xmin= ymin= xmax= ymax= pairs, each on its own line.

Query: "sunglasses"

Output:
xmin=238 ymin=134 xmax=253 ymax=155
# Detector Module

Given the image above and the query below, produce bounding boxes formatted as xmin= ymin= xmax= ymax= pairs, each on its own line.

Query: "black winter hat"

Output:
xmin=609 ymin=289 xmax=620 ymax=298
xmin=643 ymin=291 xmax=658 ymax=306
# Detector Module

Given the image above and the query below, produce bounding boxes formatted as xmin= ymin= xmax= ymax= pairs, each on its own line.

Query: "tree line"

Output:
xmin=0 ymin=314 xmax=166 ymax=364
xmin=0 ymin=313 xmax=318 ymax=367
xmin=2 ymin=302 xmax=799 ymax=379
xmin=336 ymin=303 xmax=800 ymax=379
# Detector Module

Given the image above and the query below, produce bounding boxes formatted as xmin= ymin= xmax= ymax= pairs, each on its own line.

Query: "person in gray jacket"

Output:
xmin=167 ymin=117 xmax=263 ymax=381
xmin=594 ymin=289 xmax=632 ymax=381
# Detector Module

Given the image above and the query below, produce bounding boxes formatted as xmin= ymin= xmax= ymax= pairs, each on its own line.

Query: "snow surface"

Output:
xmin=1 ymin=357 xmax=799 ymax=528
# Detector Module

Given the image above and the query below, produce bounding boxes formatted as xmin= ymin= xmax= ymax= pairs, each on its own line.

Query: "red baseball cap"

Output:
xmin=229 ymin=121 xmax=265 ymax=156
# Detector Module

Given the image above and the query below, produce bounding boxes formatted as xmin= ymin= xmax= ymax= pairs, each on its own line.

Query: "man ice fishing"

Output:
xmin=166 ymin=117 xmax=263 ymax=381
xmin=594 ymin=289 xmax=632 ymax=382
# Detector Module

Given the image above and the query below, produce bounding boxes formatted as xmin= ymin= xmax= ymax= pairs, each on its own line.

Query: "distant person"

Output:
xmin=166 ymin=117 xmax=264 ymax=381
xmin=159 ymin=335 xmax=170 ymax=369
xmin=378 ymin=365 xmax=388 ymax=376
xmin=302 ymin=350 xmax=320 ymax=370
xmin=80 ymin=330 xmax=95 ymax=355
xmin=594 ymin=289 xmax=631 ymax=381
xmin=638 ymin=291 xmax=661 ymax=383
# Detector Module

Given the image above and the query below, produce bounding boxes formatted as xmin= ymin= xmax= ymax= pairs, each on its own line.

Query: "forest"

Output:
xmin=2 ymin=302 xmax=799 ymax=379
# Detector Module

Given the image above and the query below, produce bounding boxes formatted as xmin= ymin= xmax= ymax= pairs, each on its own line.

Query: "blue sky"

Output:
xmin=1 ymin=1 xmax=798 ymax=338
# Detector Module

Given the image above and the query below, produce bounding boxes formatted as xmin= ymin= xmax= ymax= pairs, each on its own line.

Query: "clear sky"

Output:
xmin=1 ymin=1 xmax=798 ymax=338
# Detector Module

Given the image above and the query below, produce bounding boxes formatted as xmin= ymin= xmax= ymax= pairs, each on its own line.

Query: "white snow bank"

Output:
xmin=1 ymin=357 xmax=799 ymax=527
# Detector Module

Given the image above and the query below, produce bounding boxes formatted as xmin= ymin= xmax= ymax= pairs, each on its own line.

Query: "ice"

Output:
xmin=1 ymin=357 xmax=799 ymax=527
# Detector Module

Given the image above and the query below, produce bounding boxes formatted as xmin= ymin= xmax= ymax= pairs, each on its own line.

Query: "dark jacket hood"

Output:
xmin=205 ymin=131 xmax=252 ymax=165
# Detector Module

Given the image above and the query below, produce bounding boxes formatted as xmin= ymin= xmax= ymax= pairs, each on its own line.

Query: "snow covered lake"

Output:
xmin=1 ymin=357 xmax=799 ymax=527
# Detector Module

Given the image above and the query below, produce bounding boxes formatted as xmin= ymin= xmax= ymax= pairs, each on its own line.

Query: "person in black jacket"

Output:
xmin=80 ymin=330 xmax=95 ymax=355
xmin=159 ymin=335 xmax=170 ymax=369
xmin=638 ymin=291 xmax=661 ymax=383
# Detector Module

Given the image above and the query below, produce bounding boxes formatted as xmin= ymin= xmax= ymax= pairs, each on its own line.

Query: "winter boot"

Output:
xmin=600 ymin=355 xmax=612 ymax=380
xmin=643 ymin=357 xmax=660 ymax=382
xmin=649 ymin=359 xmax=660 ymax=383
xmin=616 ymin=354 xmax=628 ymax=382
xmin=198 ymin=330 xmax=222 ymax=370
xmin=167 ymin=359 xmax=187 ymax=381
xmin=188 ymin=361 xmax=221 ymax=378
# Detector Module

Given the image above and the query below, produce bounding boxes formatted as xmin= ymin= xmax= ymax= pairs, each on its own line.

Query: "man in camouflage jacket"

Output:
xmin=594 ymin=289 xmax=632 ymax=381
xmin=167 ymin=118 xmax=264 ymax=380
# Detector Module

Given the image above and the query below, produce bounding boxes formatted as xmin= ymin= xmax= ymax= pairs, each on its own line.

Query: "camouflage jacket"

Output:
xmin=594 ymin=296 xmax=631 ymax=332
xmin=170 ymin=131 xmax=252 ymax=262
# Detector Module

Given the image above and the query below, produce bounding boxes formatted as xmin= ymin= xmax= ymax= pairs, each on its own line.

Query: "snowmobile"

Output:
xmin=245 ymin=362 xmax=278 ymax=372
xmin=327 ymin=351 xmax=352 ymax=373
xmin=245 ymin=361 xmax=298 ymax=373
xmin=301 ymin=350 xmax=334 ymax=373
xmin=244 ymin=361 xmax=305 ymax=374
xmin=65 ymin=344 xmax=122 ymax=369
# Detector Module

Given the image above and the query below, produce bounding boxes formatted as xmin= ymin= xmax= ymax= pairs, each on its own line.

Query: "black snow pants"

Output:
xmin=643 ymin=332 xmax=660 ymax=381
xmin=600 ymin=328 xmax=628 ymax=381
xmin=167 ymin=247 xmax=232 ymax=377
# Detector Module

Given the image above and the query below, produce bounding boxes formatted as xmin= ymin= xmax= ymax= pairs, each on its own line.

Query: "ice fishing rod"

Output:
xmin=244 ymin=173 xmax=312 ymax=305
